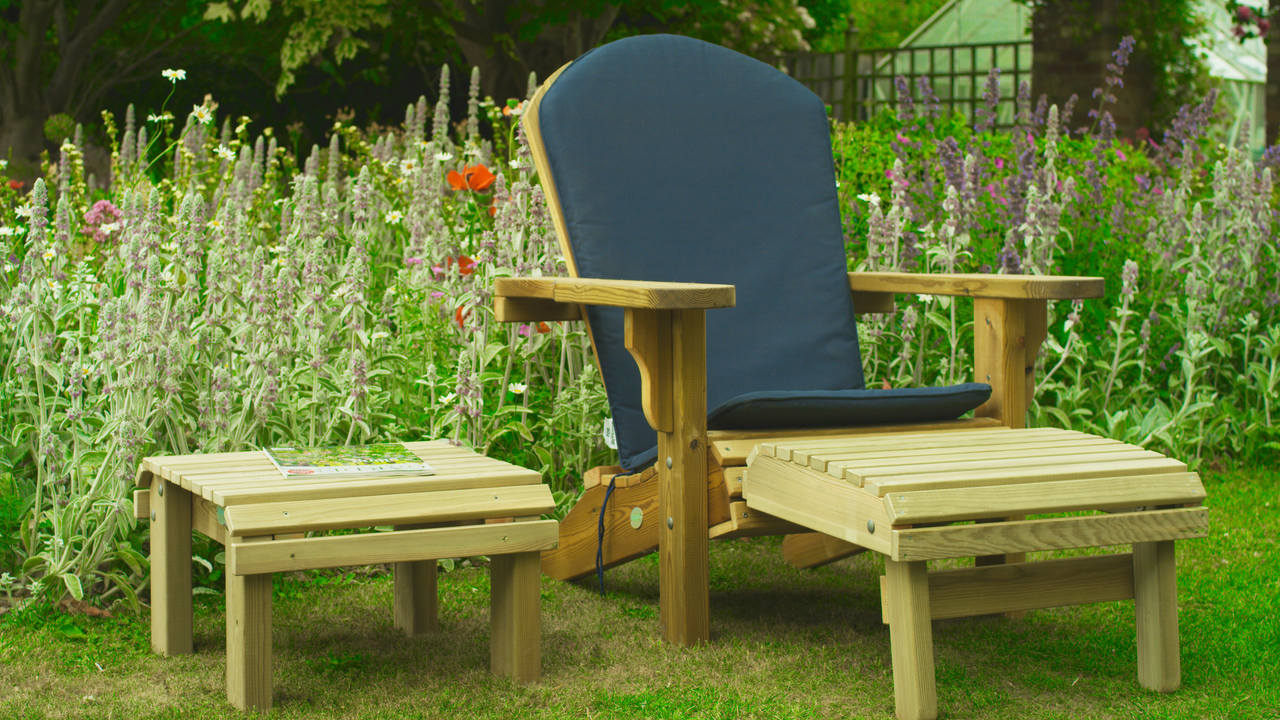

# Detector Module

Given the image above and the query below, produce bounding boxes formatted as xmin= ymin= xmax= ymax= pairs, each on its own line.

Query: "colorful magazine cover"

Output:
xmin=263 ymin=443 xmax=435 ymax=478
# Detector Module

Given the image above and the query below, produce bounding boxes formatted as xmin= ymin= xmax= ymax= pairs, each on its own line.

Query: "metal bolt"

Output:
xmin=290 ymin=553 xmax=295 ymax=559
xmin=667 ymin=517 xmax=674 ymax=529
xmin=867 ymin=519 xmax=876 ymax=533
xmin=899 ymin=496 xmax=905 ymax=501
xmin=986 ymin=317 xmax=991 ymax=325
xmin=986 ymin=374 xmax=991 ymax=381
xmin=150 ymin=510 xmax=156 ymax=521
xmin=158 ymin=483 xmax=164 ymax=497
xmin=503 ymin=536 xmax=509 ymax=542
xmin=742 ymin=512 xmax=749 ymax=519
xmin=282 ymin=511 xmax=289 ymax=516
xmin=666 ymin=457 xmax=673 ymax=469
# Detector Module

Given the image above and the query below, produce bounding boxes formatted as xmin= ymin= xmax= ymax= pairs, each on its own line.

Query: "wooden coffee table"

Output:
xmin=135 ymin=440 xmax=558 ymax=711
xmin=742 ymin=427 xmax=1210 ymax=720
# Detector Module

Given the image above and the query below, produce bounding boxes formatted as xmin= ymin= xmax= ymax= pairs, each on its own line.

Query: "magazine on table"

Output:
xmin=263 ymin=443 xmax=435 ymax=479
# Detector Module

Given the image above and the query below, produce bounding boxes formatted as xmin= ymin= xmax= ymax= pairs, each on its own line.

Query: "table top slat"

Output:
xmin=866 ymin=457 xmax=1188 ymax=495
xmin=810 ymin=437 xmax=1125 ymax=472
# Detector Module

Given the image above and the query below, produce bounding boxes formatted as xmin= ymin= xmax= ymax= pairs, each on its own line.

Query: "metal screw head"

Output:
xmin=986 ymin=317 xmax=992 ymax=325
xmin=282 ymin=511 xmax=289 ymax=516
xmin=867 ymin=519 xmax=876 ymax=533
xmin=150 ymin=510 xmax=156 ymax=521
xmin=157 ymin=483 xmax=164 ymax=497
xmin=667 ymin=516 xmax=674 ymax=529
xmin=666 ymin=457 xmax=673 ymax=469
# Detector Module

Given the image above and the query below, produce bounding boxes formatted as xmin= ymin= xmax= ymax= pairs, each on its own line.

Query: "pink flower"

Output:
xmin=430 ymin=291 xmax=444 ymax=300
xmin=1260 ymin=18 xmax=1271 ymax=33
xmin=995 ymin=158 xmax=1004 ymax=170
xmin=1238 ymin=5 xmax=1254 ymax=20
xmin=517 ymin=324 xmax=532 ymax=337
xmin=885 ymin=168 xmax=893 ymax=179
xmin=896 ymin=133 xmax=909 ymax=143
xmin=406 ymin=257 xmax=423 ymax=266
xmin=1116 ymin=149 xmax=1127 ymax=161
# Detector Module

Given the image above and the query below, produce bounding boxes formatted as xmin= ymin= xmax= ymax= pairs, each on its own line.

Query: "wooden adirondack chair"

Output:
xmin=493 ymin=34 xmax=1207 ymax=720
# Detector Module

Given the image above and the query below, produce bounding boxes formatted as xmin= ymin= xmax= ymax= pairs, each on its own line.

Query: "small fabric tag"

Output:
xmin=601 ymin=418 xmax=617 ymax=450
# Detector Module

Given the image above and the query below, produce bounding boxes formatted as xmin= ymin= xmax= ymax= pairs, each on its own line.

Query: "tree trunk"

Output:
xmin=450 ymin=0 xmax=620 ymax=103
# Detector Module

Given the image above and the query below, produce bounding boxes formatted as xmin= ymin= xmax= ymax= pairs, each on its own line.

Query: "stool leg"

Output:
xmin=227 ymin=565 xmax=273 ymax=711
xmin=150 ymin=480 xmax=193 ymax=656
xmin=490 ymin=551 xmax=540 ymax=682
xmin=1134 ymin=540 xmax=1180 ymax=692
xmin=885 ymin=558 xmax=937 ymax=720
xmin=394 ymin=560 xmax=438 ymax=636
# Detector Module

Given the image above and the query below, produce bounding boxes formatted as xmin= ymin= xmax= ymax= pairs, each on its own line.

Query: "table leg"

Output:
xmin=151 ymin=479 xmax=193 ymax=656
xmin=394 ymin=560 xmax=438 ymax=636
xmin=885 ymin=558 xmax=937 ymax=720
xmin=490 ymin=551 xmax=540 ymax=682
xmin=227 ymin=536 xmax=273 ymax=711
xmin=1134 ymin=540 xmax=1180 ymax=692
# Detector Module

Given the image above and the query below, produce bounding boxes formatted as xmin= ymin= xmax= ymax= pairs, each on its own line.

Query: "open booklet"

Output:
xmin=263 ymin=443 xmax=436 ymax=479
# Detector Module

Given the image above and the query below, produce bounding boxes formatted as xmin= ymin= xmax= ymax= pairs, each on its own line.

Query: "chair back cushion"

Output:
xmin=538 ymin=34 xmax=866 ymax=469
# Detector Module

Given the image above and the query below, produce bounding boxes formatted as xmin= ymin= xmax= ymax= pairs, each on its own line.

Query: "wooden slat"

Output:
xmin=847 ymin=271 xmax=1104 ymax=300
xmin=223 ymin=485 xmax=554 ymax=537
xmin=229 ymin=520 xmax=559 ymax=575
xmin=806 ymin=436 xmax=1124 ymax=473
xmin=708 ymin=418 xmax=1003 ymax=465
xmin=742 ymin=454 xmax=891 ymax=554
xmin=181 ymin=455 xmax=514 ymax=498
xmin=493 ymin=296 xmax=581 ymax=322
xmin=890 ymin=507 xmax=1208 ymax=561
xmin=764 ymin=427 xmax=1061 ymax=461
xmin=192 ymin=495 xmax=226 ymax=544
xmin=870 ymin=458 xmax=1190 ymax=497
xmin=494 ymin=277 xmax=735 ymax=310
xmin=490 ymin=550 xmax=542 ymax=682
xmin=781 ymin=532 xmax=866 ymax=569
xmin=708 ymin=502 xmax=809 ymax=539
xmin=850 ymin=449 xmax=1165 ymax=483
xmin=211 ymin=467 xmax=542 ymax=506
xmin=880 ymin=554 xmax=1135 ymax=622
xmin=541 ymin=473 xmax=659 ymax=582
xmin=133 ymin=488 xmax=150 ymax=520
xmin=135 ymin=468 xmax=154 ymax=489
xmin=885 ymin=472 xmax=1203 ymax=525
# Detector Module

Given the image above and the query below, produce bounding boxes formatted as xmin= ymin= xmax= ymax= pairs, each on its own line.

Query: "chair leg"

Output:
xmin=227 ymin=570 xmax=273 ymax=711
xmin=394 ymin=560 xmax=439 ymax=636
xmin=490 ymin=551 xmax=541 ymax=682
xmin=150 ymin=480 xmax=193 ymax=656
xmin=885 ymin=558 xmax=937 ymax=720
xmin=1134 ymin=540 xmax=1180 ymax=692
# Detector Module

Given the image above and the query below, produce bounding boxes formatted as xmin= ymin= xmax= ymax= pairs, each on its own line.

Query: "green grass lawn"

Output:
xmin=1 ymin=468 xmax=1277 ymax=719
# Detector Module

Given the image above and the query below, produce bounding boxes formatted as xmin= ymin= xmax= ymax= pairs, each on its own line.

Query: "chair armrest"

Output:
xmin=848 ymin=272 xmax=1104 ymax=300
xmin=495 ymin=277 xmax=735 ymax=309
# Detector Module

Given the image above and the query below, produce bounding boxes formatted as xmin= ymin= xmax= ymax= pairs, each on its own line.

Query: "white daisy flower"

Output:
xmin=434 ymin=152 xmax=454 ymax=163
xmin=0 ymin=226 xmax=13 ymax=236
xmin=100 ymin=223 xmax=117 ymax=235
xmin=42 ymin=247 xmax=56 ymax=261
xmin=191 ymin=105 xmax=213 ymax=124
xmin=14 ymin=205 xmax=33 ymax=218
xmin=463 ymin=144 xmax=481 ymax=157
xmin=148 ymin=112 xmax=174 ymax=123
xmin=45 ymin=278 xmax=62 ymax=295
xmin=162 ymin=68 xmax=187 ymax=82
xmin=2 ymin=263 xmax=14 ymax=273
xmin=0 ymin=159 xmax=7 ymax=169
xmin=508 ymin=382 xmax=526 ymax=394
xmin=385 ymin=210 xmax=404 ymax=225
xmin=214 ymin=145 xmax=236 ymax=161
xmin=857 ymin=192 xmax=881 ymax=207
xmin=441 ymin=392 xmax=457 ymax=404
xmin=400 ymin=158 xmax=418 ymax=173
xmin=371 ymin=331 xmax=390 ymax=340
xmin=206 ymin=219 xmax=223 ymax=229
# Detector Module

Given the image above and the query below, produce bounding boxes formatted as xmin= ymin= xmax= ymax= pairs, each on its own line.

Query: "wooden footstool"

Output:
xmin=134 ymin=441 xmax=559 ymax=711
xmin=742 ymin=427 xmax=1210 ymax=720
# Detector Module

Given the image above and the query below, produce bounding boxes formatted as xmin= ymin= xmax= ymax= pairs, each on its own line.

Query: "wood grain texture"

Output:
xmin=708 ymin=501 xmax=809 ymax=539
xmin=394 ymin=553 xmax=438 ymax=637
xmin=708 ymin=419 xmax=1003 ymax=465
xmin=879 ymin=554 xmax=1135 ymax=621
xmin=192 ymin=495 xmax=227 ymax=545
xmin=226 ymin=535 xmax=272 ymax=711
xmin=974 ymin=297 xmax=1027 ymax=429
xmin=869 ymin=457 xmax=1191 ymax=497
xmin=743 ymin=454 xmax=890 ymax=554
xmin=494 ymin=277 xmax=735 ymax=310
xmin=781 ymin=532 xmax=866 ymax=569
xmin=854 ymin=449 xmax=1169 ymax=483
xmin=490 ymin=551 xmax=542 ymax=683
xmin=625 ymin=308 xmax=673 ymax=432
xmin=229 ymin=521 xmax=559 ymax=575
xmin=885 ymin=559 xmax=938 ymax=720
xmin=1134 ymin=540 xmax=1181 ymax=692
xmin=848 ymin=272 xmax=1104 ymax=300
xmin=890 ymin=507 xmax=1208 ymax=561
xmin=223 ymin=485 xmax=554 ymax=537
xmin=133 ymin=488 xmax=149 ymax=520
xmin=150 ymin=480 xmax=193 ymax=657
xmin=540 ymin=472 xmax=660 ymax=582
xmin=659 ymin=309 xmax=710 ymax=646
xmin=493 ymin=296 xmax=582 ymax=322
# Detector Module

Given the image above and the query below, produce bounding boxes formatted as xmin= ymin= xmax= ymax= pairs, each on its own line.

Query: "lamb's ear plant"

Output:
xmin=2 ymin=38 xmax=1279 ymax=607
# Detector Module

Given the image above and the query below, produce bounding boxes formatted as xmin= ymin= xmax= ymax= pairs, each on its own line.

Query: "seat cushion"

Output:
xmin=707 ymin=383 xmax=993 ymax=430
xmin=537 ymin=35 xmax=866 ymax=470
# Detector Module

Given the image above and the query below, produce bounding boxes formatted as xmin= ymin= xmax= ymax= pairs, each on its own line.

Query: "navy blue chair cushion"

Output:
xmin=708 ymin=384 xmax=993 ymax=431
xmin=537 ymin=35 xmax=989 ymax=469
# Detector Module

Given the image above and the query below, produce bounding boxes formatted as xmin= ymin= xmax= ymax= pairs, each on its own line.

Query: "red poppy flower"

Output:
xmin=7 ymin=180 xmax=23 ymax=190
xmin=447 ymin=164 xmax=496 ymax=192
xmin=455 ymin=306 xmax=470 ymax=329
xmin=536 ymin=322 xmax=551 ymax=334
xmin=457 ymin=255 xmax=476 ymax=275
